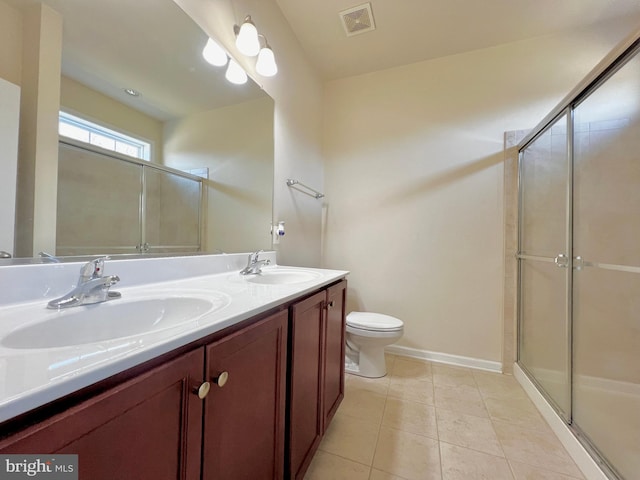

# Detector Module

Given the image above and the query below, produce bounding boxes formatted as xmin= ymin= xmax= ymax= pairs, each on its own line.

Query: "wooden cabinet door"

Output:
xmin=288 ymin=291 xmax=326 ymax=480
xmin=202 ymin=310 xmax=288 ymax=480
xmin=323 ymin=280 xmax=346 ymax=430
xmin=0 ymin=348 xmax=205 ymax=480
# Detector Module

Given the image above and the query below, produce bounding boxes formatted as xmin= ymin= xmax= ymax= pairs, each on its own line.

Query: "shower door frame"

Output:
xmin=57 ymin=138 xmax=205 ymax=255
xmin=516 ymin=108 xmax=574 ymax=423
xmin=515 ymin=37 xmax=640 ymax=480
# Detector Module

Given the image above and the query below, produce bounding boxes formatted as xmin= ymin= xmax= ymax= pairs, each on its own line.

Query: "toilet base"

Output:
xmin=344 ymin=345 xmax=387 ymax=378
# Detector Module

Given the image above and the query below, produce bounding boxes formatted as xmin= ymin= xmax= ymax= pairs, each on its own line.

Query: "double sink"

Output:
xmin=1 ymin=267 xmax=321 ymax=350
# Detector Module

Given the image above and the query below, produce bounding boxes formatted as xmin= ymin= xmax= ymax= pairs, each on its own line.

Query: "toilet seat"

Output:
xmin=346 ymin=312 xmax=403 ymax=332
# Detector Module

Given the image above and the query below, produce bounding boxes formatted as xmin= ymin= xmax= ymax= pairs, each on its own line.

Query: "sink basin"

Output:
xmin=2 ymin=293 xmax=229 ymax=349
xmin=244 ymin=268 xmax=322 ymax=285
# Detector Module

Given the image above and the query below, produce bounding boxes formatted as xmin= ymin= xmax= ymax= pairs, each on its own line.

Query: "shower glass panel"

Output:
xmin=56 ymin=141 xmax=203 ymax=256
xmin=518 ymin=113 xmax=572 ymax=419
xmin=57 ymin=142 xmax=142 ymax=255
xmin=144 ymin=168 xmax=202 ymax=253
xmin=572 ymin=51 xmax=640 ymax=479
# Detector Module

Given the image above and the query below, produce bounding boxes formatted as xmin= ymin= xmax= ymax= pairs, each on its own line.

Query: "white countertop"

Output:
xmin=0 ymin=254 xmax=348 ymax=424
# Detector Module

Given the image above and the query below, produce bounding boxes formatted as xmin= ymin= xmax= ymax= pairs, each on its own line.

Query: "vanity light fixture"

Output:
xmin=202 ymin=37 xmax=228 ymax=67
xmin=225 ymin=58 xmax=248 ymax=85
xmin=256 ymin=35 xmax=278 ymax=77
xmin=235 ymin=15 xmax=260 ymax=56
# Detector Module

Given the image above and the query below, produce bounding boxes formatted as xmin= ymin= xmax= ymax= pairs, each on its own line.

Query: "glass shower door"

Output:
xmin=56 ymin=142 xmax=142 ymax=255
xmin=518 ymin=113 xmax=572 ymax=419
xmin=143 ymin=167 xmax=202 ymax=253
xmin=572 ymin=51 xmax=640 ymax=479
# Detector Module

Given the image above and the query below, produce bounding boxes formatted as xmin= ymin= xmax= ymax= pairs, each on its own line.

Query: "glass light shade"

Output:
xmin=235 ymin=18 xmax=260 ymax=56
xmin=256 ymin=46 xmax=278 ymax=77
xmin=202 ymin=38 xmax=227 ymax=67
xmin=225 ymin=58 xmax=248 ymax=85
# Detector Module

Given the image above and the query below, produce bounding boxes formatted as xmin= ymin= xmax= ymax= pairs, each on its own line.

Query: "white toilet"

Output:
xmin=345 ymin=312 xmax=404 ymax=378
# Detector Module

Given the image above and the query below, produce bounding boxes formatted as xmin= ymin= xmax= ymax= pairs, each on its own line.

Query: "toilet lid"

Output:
xmin=347 ymin=312 xmax=404 ymax=332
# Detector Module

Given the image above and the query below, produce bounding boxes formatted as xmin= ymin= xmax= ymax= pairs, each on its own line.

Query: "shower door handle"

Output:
xmin=573 ymin=256 xmax=584 ymax=271
xmin=554 ymin=254 xmax=569 ymax=268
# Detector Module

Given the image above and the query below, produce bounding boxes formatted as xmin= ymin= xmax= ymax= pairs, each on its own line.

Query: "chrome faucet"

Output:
xmin=239 ymin=250 xmax=271 ymax=275
xmin=47 ymin=257 xmax=121 ymax=309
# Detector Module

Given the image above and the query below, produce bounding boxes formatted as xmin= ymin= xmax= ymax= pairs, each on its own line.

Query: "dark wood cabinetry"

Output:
xmin=0 ymin=348 xmax=204 ymax=480
xmin=288 ymin=280 xmax=347 ymax=480
xmin=202 ymin=310 xmax=288 ymax=480
xmin=289 ymin=291 xmax=325 ymax=479
xmin=323 ymin=281 xmax=347 ymax=427
xmin=0 ymin=279 xmax=346 ymax=480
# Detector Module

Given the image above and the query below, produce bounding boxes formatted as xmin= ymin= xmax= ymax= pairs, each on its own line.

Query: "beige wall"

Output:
xmin=163 ymin=97 xmax=274 ymax=253
xmin=14 ymin=3 xmax=62 ymax=257
xmin=322 ymin=19 xmax=640 ymax=364
xmin=60 ymin=76 xmax=164 ymax=164
xmin=0 ymin=1 xmax=22 ymax=86
xmin=0 ymin=78 xmax=20 ymax=256
xmin=174 ymin=0 xmax=324 ymax=267
xmin=0 ymin=0 xmax=22 ymax=258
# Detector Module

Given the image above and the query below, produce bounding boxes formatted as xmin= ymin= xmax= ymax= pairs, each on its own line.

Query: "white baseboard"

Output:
xmin=513 ymin=363 xmax=608 ymax=480
xmin=385 ymin=345 xmax=502 ymax=373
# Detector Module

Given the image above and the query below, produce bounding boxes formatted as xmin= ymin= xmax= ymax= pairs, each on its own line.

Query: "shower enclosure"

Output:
xmin=517 ymin=39 xmax=640 ymax=479
xmin=56 ymin=140 xmax=203 ymax=256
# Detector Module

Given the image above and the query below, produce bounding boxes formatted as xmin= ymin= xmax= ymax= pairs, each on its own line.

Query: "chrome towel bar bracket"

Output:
xmin=286 ymin=179 xmax=324 ymax=199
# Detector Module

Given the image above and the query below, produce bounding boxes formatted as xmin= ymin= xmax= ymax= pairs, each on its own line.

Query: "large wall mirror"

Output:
xmin=0 ymin=0 xmax=274 ymax=261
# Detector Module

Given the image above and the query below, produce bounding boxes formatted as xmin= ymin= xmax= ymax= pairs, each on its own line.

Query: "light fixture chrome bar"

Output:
xmin=286 ymin=179 xmax=324 ymax=199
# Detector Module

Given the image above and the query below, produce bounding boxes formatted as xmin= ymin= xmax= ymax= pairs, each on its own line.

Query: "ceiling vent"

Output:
xmin=339 ymin=3 xmax=376 ymax=37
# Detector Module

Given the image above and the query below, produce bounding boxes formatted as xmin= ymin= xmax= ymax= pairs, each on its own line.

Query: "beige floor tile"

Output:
xmin=509 ymin=460 xmax=584 ymax=479
xmin=390 ymin=357 xmax=433 ymax=380
xmin=434 ymin=383 xmax=489 ymax=418
xmin=484 ymin=395 xmax=550 ymax=432
xmin=304 ymin=450 xmax=370 ymax=480
xmin=388 ymin=376 xmax=434 ymax=405
xmin=473 ymin=370 xmax=529 ymax=401
xmin=372 ymin=426 xmax=441 ymax=480
xmin=346 ymin=372 xmax=391 ymax=396
xmin=369 ymin=469 xmax=408 ymax=480
xmin=319 ymin=413 xmax=381 ymax=466
xmin=382 ymin=397 xmax=438 ymax=439
xmin=440 ymin=442 xmax=514 ymax=480
xmin=339 ymin=386 xmax=387 ymax=423
xmin=433 ymin=364 xmax=477 ymax=387
xmin=493 ymin=421 xmax=583 ymax=478
xmin=436 ymin=408 xmax=504 ymax=456
xmin=308 ymin=357 xmax=591 ymax=480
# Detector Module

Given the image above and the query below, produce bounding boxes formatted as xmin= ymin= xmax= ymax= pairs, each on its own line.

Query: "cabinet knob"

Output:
xmin=196 ymin=382 xmax=211 ymax=399
xmin=326 ymin=300 xmax=335 ymax=310
xmin=213 ymin=371 xmax=229 ymax=387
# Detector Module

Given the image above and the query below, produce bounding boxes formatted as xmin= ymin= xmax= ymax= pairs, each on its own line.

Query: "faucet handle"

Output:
xmin=80 ymin=256 xmax=110 ymax=281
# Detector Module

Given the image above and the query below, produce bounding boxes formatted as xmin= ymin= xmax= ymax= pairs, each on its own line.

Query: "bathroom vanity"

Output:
xmin=0 ymin=253 xmax=347 ymax=479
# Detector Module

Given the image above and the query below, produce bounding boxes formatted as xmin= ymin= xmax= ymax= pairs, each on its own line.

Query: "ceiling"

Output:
xmin=274 ymin=0 xmax=640 ymax=80
xmin=7 ymin=0 xmax=640 ymax=118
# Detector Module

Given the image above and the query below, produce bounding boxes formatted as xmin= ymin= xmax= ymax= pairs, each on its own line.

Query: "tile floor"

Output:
xmin=305 ymin=354 xmax=584 ymax=480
